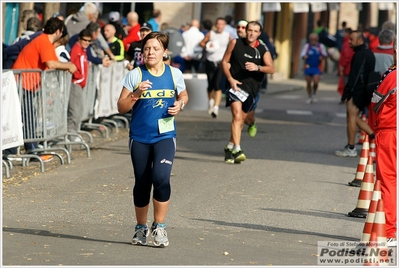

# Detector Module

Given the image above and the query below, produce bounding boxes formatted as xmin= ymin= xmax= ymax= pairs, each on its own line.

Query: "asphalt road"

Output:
xmin=3 ymin=73 xmax=389 ymax=267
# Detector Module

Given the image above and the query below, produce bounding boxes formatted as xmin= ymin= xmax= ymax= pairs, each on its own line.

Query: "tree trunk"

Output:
xmin=44 ymin=2 xmax=60 ymax=22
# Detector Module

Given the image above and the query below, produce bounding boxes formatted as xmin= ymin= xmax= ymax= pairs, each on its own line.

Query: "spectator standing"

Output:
xmin=201 ymin=19 xmax=212 ymax=35
xmin=103 ymin=24 xmax=125 ymax=61
xmin=224 ymin=15 xmax=238 ymax=39
xmin=52 ymin=12 xmax=64 ymax=21
xmin=147 ymin=9 xmax=162 ymax=32
xmin=221 ymin=21 xmax=274 ymax=163
xmin=11 ymin=17 xmax=77 ymax=161
xmin=335 ymin=31 xmax=375 ymax=157
xmin=117 ymin=32 xmax=188 ymax=247
xmin=334 ymin=21 xmax=347 ymax=51
xmin=106 ymin=11 xmax=127 ymax=40
xmin=4 ymin=17 xmax=43 ymax=69
xmin=123 ymin=12 xmax=141 ymax=51
xmin=68 ymin=22 xmax=111 ymax=67
xmin=55 ymin=28 xmax=70 ymax=63
xmin=199 ymin=17 xmax=230 ymax=118
xmin=367 ymin=29 xmax=395 ymax=134
xmin=300 ymin=33 xmax=328 ymax=104
xmin=337 ymin=28 xmax=354 ymax=96
xmin=372 ymin=29 xmax=394 ymax=75
xmin=180 ymin=19 xmax=205 ymax=73
xmin=369 ymin=41 xmax=397 ymax=247
xmin=125 ymin=22 xmax=153 ymax=70
xmin=65 ymin=2 xmax=115 ymax=61
xmin=258 ymin=31 xmax=277 ymax=93
xmin=13 ymin=17 xmax=42 ymax=44
xmin=67 ymin=29 xmax=92 ymax=141
xmin=18 ymin=9 xmax=39 ymax=32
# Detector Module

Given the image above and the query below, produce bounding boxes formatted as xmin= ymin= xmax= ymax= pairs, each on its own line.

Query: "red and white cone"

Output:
xmin=348 ymin=155 xmax=375 ymax=218
xmin=364 ymin=231 xmax=379 ymax=266
xmin=349 ymin=135 xmax=370 ymax=187
xmin=371 ymin=199 xmax=389 ymax=266
xmin=369 ymin=138 xmax=376 ymax=163
xmin=360 ymin=180 xmax=382 ymax=244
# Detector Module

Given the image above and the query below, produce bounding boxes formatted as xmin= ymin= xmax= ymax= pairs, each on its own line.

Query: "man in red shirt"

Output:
xmin=67 ymin=29 xmax=92 ymax=141
xmin=11 ymin=17 xmax=76 ymax=162
xmin=337 ymin=28 xmax=354 ymax=96
xmin=122 ymin=12 xmax=141 ymax=51
xmin=369 ymin=41 xmax=397 ymax=247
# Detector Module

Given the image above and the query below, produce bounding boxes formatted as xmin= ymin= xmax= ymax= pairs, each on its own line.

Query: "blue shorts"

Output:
xmin=305 ymin=67 xmax=321 ymax=76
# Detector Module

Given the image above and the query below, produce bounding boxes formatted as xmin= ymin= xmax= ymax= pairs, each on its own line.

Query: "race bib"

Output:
xmin=229 ymin=88 xmax=249 ymax=102
xmin=158 ymin=117 xmax=175 ymax=134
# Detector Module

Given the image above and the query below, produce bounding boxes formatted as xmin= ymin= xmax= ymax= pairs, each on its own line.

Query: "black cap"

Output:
xmin=140 ymin=22 xmax=153 ymax=31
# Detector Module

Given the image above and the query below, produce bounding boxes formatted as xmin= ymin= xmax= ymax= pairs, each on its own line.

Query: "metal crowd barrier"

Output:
xmin=4 ymin=69 xmax=89 ymax=172
xmin=3 ymin=62 xmax=132 ymax=177
xmin=79 ymin=64 xmax=110 ymax=139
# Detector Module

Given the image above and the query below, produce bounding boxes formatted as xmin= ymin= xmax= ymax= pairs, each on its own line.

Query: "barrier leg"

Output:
xmin=102 ymin=119 xmax=119 ymax=133
xmin=78 ymin=130 xmax=94 ymax=143
xmin=82 ymin=122 xmax=110 ymax=138
xmin=2 ymin=160 xmax=10 ymax=178
xmin=111 ymin=115 xmax=129 ymax=128
xmin=28 ymin=148 xmax=65 ymax=165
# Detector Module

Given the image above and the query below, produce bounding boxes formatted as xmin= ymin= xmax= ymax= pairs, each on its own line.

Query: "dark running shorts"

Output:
xmin=225 ymin=90 xmax=256 ymax=113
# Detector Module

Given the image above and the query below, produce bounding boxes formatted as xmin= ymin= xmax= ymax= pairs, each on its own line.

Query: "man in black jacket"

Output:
xmin=335 ymin=30 xmax=376 ymax=157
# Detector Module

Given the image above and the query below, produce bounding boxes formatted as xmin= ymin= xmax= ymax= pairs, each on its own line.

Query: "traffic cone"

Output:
xmin=360 ymin=180 xmax=382 ymax=244
xmin=369 ymin=138 xmax=376 ymax=163
xmin=371 ymin=199 xmax=389 ymax=266
xmin=358 ymin=114 xmax=368 ymax=144
xmin=364 ymin=231 xmax=379 ymax=266
xmin=348 ymin=155 xmax=375 ymax=218
xmin=349 ymin=135 xmax=370 ymax=187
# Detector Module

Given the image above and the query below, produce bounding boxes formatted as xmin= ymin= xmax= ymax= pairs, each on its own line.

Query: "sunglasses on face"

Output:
xmin=81 ymin=38 xmax=92 ymax=42
xmin=236 ymin=26 xmax=246 ymax=29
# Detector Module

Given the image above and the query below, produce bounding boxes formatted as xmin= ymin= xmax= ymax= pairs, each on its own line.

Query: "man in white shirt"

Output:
xmin=180 ymin=19 xmax=205 ymax=73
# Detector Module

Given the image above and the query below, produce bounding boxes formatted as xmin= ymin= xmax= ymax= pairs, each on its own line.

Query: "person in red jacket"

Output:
xmin=122 ymin=12 xmax=141 ymax=51
xmin=337 ymin=28 xmax=354 ymax=96
xmin=369 ymin=40 xmax=397 ymax=247
xmin=67 ymin=29 xmax=92 ymax=141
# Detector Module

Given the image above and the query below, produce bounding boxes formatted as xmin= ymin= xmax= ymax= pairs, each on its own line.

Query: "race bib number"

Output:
xmin=158 ymin=117 xmax=175 ymax=134
xmin=229 ymin=88 xmax=249 ymax=102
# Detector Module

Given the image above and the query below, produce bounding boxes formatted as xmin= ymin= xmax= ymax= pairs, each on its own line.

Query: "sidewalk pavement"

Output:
xmin=266 ymin=72 xmax=339 ymax=95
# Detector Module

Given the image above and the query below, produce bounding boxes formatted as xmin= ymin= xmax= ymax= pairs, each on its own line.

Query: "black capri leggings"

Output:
xmin=129 ymin=138 xmax=176 ymax=207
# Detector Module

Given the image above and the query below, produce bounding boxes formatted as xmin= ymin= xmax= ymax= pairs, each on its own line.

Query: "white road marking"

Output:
xmin=274 ymin=95 xmax=302 ymax=99
xmin=286 ymin=110 xmax=313 ymax=115
xmin=335 ymin=113 xmax=346 ymax=118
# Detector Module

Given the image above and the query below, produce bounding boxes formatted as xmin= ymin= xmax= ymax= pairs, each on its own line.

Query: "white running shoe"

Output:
xmin=208 ymin=99 xmax=215 ymax=115
xmin=151 ymin=223 xmax=169 ymax=247
xmin=335 ymin=145 xmax=357 ymax=157
xmin=211 ymin=106 xmax=219 ymax=118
